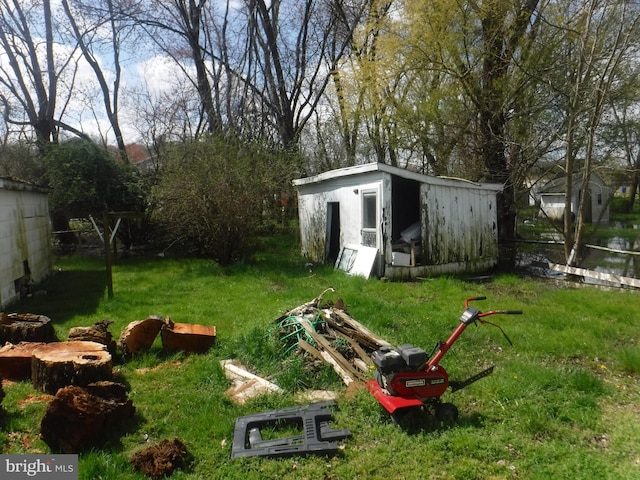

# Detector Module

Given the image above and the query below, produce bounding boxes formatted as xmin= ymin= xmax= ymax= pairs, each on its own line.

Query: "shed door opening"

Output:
xmin=326 ymin=202 xmax=341 ymax=264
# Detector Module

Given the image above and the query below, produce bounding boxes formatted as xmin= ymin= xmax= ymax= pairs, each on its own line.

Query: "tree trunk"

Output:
xmin=31 ymin=341 xmax=113 ymax=394
xmin=0 ymin=313 xmax=56 ymax=344
xmin=160 ymin=318 xmax=216 ymax=353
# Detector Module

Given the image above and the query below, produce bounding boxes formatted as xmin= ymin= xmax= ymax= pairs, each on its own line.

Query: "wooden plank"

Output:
xmin=298 ymin=320 xmax=366 ymax=382
xmin=337 ymin=332 xmax=374 ymax=367
xmin=549 ymin=263 xmax=640 ymax=289
xmin=220 ymin=360 xmax=283 ymax=404
xmin=320 ymin=351 xmax=355 ymax=385
xmin=298 ymin=340 xmax=355 ymax=385
xmin=297 ymin=339 xmax=324 ymax=361
xmin=327 ymin=309 xmax=392 ymax=348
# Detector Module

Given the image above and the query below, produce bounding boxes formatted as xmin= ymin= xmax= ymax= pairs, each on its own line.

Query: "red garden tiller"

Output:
xmin=366 ymin=296 xmax=522 ymax=429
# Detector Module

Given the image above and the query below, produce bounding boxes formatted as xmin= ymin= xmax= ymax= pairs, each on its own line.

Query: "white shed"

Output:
xmin=293 ymin=163 xmax=503 ymax=280
xmin=0 ymin=177 xmax=52 ymax=308
xmin=535 ymin=172 xmax=611 ymax=224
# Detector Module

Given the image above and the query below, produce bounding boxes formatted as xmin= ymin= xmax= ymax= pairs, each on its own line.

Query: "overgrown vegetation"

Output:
xmin=42 ymin=139 xmax=146 ymax=246
xmin=152 ymin=136 xmax=299 ymax=263
xmin=2 ymin=235 xmax=639 ymax=479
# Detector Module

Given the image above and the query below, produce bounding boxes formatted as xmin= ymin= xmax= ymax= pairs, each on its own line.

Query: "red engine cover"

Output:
xmin=388 ymin=365 xmax=449 ymax=399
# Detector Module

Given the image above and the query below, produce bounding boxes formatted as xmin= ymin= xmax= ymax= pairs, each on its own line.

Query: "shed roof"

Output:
xmin=293 ymin=163 xmax=503 ymax=192
xmin=0 ymin=177 xmax=50 ymax=194
xmin=537 ymin=171 xmax=608 ymax=195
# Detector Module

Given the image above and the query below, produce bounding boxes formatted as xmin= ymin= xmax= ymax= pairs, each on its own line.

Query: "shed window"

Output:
xmin=597 ymin=193 xmax=602 ymax=205
xmin=362 ymin=192 xmax=377 ymax=229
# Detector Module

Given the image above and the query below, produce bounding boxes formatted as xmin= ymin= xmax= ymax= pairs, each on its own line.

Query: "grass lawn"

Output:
xmin=2 ymin=234 xmax=639 ymax=479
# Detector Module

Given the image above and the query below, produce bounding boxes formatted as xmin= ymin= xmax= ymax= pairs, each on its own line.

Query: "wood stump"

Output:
xmin=0 ymin=342 xmax=46 ymax=380
xmin=68 ymin=319 xmax=117 ymax=355
xmin=161 ymin=319 xmax=216 ymax=353
xmin=0 ymin=313 xmax=56 ymax=344
xmin=40 ymin=381 xmax=135 ymax=453
xmin=119 ymin=316 xmax=164 ymax=356
xmin=31 ymin=341 xmax=113 ymax=394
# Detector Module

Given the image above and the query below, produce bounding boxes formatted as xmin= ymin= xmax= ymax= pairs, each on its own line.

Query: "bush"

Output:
xmin=154 ymin=136 xmax=298 ymax=264
xmin=43 ymin=139 xmax=147 ymax=247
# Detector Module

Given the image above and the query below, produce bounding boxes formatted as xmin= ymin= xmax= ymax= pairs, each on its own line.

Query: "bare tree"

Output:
xmin=0 ymin=0 xmax=88 ymax=149
xmin=546 ymin=0 xmax=640 ymax=265
xmin=131 ymin=0 xmax=222 ymax=137
xmin=59 ymin=0 xmax=141 ymax=162
xmin=240 ymin=0 xmax=366 ymax=148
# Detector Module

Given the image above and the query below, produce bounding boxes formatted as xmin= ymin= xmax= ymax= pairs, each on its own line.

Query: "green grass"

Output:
xmin=2 ymin=234 xmax=640 ymax=479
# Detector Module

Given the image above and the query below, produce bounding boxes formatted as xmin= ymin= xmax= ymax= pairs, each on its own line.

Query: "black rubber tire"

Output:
xmin=435 ymin=402 xmax=459 ymax=424
xmin=391 ymin=407 xmax=433 ymax=434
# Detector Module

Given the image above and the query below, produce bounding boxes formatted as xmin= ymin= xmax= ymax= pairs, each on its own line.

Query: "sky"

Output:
xmin=0 ymin=0 xmax=200 ymax=147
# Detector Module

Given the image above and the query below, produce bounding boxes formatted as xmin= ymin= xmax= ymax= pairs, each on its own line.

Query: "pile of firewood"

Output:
xmin=0 ymin=313 xmax=216 ymax=455
xmin=275 ymin=288 xmax=392 ymax=385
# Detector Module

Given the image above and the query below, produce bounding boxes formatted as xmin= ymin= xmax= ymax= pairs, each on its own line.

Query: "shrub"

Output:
xmin=153 ymin=136 xmax=298 ymax=264
xmin=43 ymin=139 xmax=146 ymax=246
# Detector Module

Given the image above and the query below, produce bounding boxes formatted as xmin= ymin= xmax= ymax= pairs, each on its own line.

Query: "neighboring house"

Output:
xmin=534 ymin=172 xmax=611 ymax=224
xmin=0 ymin=177 xmax=52 ymax=308
xmin=293 ymin=163 xmax=503 ymax=280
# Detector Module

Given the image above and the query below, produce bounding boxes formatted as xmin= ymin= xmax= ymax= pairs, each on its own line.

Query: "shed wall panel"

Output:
xmin=297 ymin=173 xmax=385 ymax=263
xmin=421 ymin=183 xmax=497 ymax=266
xmin=0 ymin=186 xmax=52 ymax=308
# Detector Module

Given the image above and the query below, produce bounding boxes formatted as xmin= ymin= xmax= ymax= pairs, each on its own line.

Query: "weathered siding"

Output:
xmin=294 ymin=163 xmax=502 ymax=279
xmin=421 ymin=183 xmax=498 ymax=266
xmin=0 ymin=179 xmax=52 ymax=308
xmin=297 ymin=172 xmax=383 ymax=263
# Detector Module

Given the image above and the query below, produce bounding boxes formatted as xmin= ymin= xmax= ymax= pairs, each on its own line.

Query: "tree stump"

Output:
xmin=118 ymin=316 xmax=164 ymax=356
xmin=0 ymin=342 xmax=47 ymax=380
xmin=40 ymin=381 xmax=135 ymax=453
xmin=68 ymin=319 xmax=117 ymax=355
xmin=160 ymin=318 xmax=216 ymax=353
xmin=31 ymin=341 xmax=113 ymax=394
xmin=0 ymin=313 xmax=56 ymax=344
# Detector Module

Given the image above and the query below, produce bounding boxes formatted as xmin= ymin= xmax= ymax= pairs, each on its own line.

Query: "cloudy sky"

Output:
xmin=0 ymin=0 xmax=203 ymax=147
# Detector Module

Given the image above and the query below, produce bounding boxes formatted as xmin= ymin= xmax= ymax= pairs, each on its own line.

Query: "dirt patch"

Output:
xmin=131 ymin=438 xmax=192 ymax=479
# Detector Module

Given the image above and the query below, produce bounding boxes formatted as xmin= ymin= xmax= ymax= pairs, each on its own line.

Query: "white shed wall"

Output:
xmin=421 ymin=182 xmax=498 ymax=265
xmin=297 ymin=171 xmax=385 ymax=262
xmin=0 ymin=182 xmax=52 ymax=308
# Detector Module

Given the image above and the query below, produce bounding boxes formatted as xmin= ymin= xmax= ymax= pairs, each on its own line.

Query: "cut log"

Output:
xmin=118 ymin=316 xmax=164 ymax=356
xmin=0 ymin=341 xmax=46 ymax=380
xmin=160 ymin=318 xmax=216 ymax=353
xmin=40 ymin=381 xmax=135 ymax=453
xmin=31 ymin=341 xmax=113 ymax=394
xmin=0 ymin=313 xmax=56 ymax=344
xmin=68 ymin=319 xmax=117 ymax=354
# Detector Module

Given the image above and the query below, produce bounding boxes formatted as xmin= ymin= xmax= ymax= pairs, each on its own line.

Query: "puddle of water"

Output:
xmin=518 ymin=226 xmax=640 ymax=284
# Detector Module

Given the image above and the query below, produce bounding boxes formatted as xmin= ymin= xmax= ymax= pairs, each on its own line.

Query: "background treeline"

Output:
xmin=1 ymin=0 xmax=639 ymax=265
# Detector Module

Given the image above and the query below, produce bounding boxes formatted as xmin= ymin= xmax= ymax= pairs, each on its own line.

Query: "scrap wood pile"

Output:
xmin=275 ymin=288 xmax=392 ymax=385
